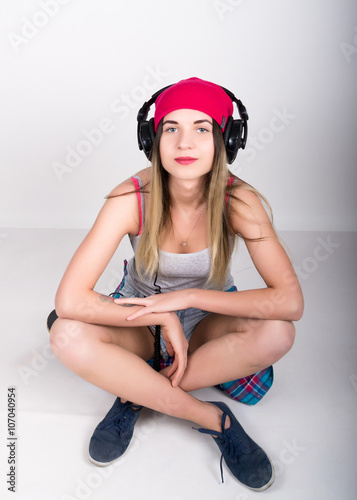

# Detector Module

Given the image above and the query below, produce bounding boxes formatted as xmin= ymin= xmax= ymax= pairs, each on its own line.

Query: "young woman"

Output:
xmin=48 ymin=77 xmax=304 ymax=491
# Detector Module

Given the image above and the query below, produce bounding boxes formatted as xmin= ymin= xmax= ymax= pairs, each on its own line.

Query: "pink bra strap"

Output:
xmin=225 ymin=175 xmax=236 ymax=210
xmin=131 ymin=176 xmax=144 ymax=236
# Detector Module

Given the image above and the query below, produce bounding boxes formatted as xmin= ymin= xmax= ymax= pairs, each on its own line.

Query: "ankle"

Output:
xmin=119 ymin=398 xmax=141 ymax=411
xmin=202 ymin=402 xmax=230 ymax=434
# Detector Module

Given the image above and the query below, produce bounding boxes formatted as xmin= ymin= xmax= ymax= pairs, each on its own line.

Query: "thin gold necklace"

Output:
xmin=172 ymin=204 xmax=205 ymax=247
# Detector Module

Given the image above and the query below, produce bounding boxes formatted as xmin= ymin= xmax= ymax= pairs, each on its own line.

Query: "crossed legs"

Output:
xmin=50 ymin=313 xmax=295 ymax=430
xmin=174 ymin=313 xmax=295 ymax=392
xmin=50 ymin=319 xmax=223 ymax=431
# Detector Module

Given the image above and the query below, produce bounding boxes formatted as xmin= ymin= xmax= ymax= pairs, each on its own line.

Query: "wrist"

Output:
xmin=161 ymin=311 xmax=179 ymax=329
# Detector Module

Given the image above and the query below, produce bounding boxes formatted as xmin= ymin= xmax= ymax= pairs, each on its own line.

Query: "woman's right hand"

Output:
xmin=160 ymin=312 xmax=188 ymax=388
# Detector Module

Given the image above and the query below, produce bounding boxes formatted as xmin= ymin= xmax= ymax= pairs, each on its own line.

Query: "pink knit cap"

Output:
xmin=154 ymin=77 xmax=233 ymax=132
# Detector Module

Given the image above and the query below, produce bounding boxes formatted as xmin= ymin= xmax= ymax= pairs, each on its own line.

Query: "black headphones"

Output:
xmin=137 ymin=84 xmax=249 ymax=165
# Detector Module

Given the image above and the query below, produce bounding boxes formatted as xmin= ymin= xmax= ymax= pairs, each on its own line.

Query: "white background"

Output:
xmin=0 ymin=0 xmax=356 ymax=231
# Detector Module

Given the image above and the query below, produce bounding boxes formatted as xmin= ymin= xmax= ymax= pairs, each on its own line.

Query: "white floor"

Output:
xmin=0 ymin=229 xmax=356 ymax=500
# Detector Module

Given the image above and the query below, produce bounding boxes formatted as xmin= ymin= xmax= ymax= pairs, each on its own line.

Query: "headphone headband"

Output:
xmin=137 ymin=83 xmax=248 ymax=164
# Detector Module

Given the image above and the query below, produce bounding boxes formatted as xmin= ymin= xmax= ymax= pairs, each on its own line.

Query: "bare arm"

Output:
xmin=187 ymin=188 xmax=304 ymax=320
xmin=117 ymin=188 xmax=304 ymax=322
xmin=54 ymin=175 xmax=179 ymax=330
xmin=54 ymin=174 xmax=188 ymax=386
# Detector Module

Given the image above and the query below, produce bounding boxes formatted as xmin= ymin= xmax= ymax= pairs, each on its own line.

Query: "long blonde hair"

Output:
xmin=134 ymin=120 xmax=275 ymax=289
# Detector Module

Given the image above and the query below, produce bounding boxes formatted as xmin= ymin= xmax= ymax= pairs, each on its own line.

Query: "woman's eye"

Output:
xmin=165 ymin=127 xmax=177 ymax=133
xmin=197 ymin=127 xmax=208 ymax=133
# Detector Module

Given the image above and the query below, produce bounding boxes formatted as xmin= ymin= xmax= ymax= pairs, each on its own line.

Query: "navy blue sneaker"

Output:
xmin=196 ymin=401 xmax=274 ymax=491
xmin=89 ymin=398 xmax=142 ymax=466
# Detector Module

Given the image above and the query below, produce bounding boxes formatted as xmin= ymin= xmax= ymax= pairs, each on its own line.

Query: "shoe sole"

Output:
xmin=88 ymin=451 xmax=120 ymax=467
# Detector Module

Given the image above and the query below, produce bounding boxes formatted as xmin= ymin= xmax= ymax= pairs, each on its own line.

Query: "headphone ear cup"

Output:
xmin=148 ymin=117 xmax=155 ymax=147
xmin=225 ymin=119 xmax=244 ymax=164
xmin=223 ymin=116 xmax=233 ymax=149
xmin=139 ymin=118 xmax=156 ymax=160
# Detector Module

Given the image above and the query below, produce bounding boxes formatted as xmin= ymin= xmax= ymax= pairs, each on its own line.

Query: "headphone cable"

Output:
xmin=153 ymin=270 xmax=162 ymax=372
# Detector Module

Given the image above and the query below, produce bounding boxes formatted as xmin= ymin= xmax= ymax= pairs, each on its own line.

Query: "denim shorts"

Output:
xmin=111 ymin=262 xmax=274 ymax=405
xmin=111 ymin=264 xmax=227 ymax=361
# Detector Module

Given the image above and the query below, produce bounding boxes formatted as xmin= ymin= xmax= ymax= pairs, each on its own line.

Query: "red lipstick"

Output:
xmin=174 ymin=157 xmax=198 ymax=165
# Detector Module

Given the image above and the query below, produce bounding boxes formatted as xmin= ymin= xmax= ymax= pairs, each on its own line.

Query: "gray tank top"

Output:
xmin=125 ymin=175 xmax=235 ymax=296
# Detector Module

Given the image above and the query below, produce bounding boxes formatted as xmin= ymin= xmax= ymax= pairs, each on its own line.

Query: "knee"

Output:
xmin=50 ymin=318 xmax=92 ymax=370
xmin=273 ymin=319 xmax=295 ymax=350
xmin=258 ymin=320 xmax=296 ymax=367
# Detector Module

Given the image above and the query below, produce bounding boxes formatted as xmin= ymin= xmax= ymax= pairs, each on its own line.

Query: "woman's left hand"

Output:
xmin=114 ymin=289 xmax=192 ymax=320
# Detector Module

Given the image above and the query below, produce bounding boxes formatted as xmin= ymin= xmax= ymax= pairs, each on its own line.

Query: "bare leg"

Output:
xmin=161 ymin=314 xmax=295 ymax=392
xmin=50 ymin=318 xmax=224 ymax=431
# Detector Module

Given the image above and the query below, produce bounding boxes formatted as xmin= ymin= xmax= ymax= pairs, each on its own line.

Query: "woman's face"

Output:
xmin=159 ymin=108 xmax=215 ymax=181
